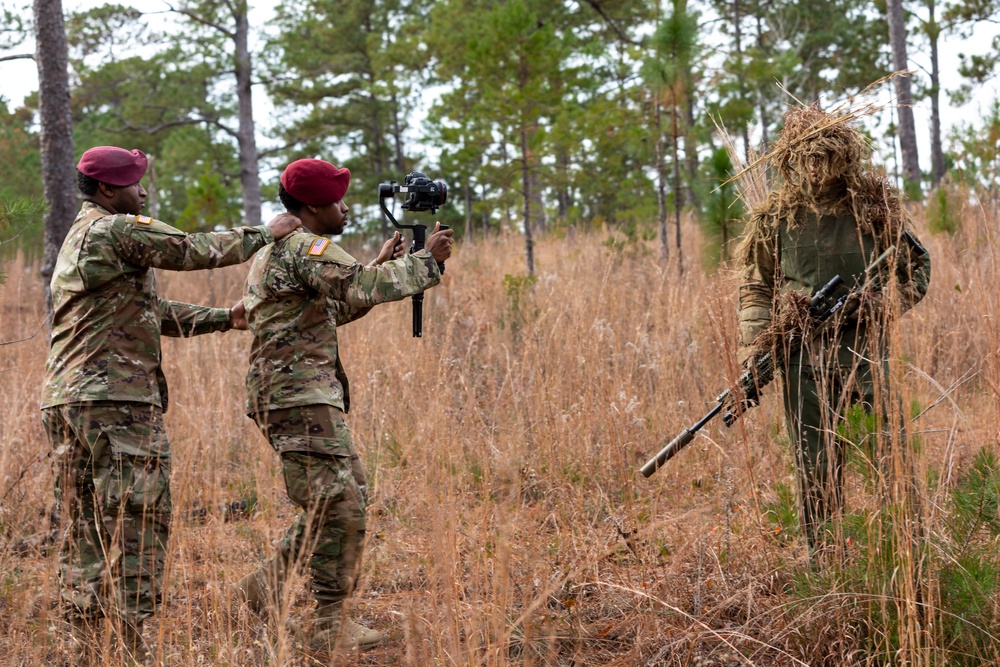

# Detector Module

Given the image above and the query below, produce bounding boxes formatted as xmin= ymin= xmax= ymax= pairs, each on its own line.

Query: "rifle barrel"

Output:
xmin=639 ymin=402 xmax=723 ymax=478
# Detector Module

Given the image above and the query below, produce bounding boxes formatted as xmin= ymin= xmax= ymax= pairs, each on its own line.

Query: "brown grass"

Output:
xmin=0 ymin=210 xmax=997 ymax=666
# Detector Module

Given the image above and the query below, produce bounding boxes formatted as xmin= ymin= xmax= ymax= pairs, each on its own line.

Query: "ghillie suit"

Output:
xmin=735 ymin=103 xmax=931 ymax=554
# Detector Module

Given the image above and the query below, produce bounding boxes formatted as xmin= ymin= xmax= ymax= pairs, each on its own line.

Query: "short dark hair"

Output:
xmin=278 ymin=182 xmax=304 ymax=214
xmin=77 ymin=170 xmax=100 ymax=196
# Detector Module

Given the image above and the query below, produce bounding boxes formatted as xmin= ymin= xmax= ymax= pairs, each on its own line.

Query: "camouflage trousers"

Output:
xmin=42 ymin=402 xmax=171 ymax=625
xmin=253 ymin=404 xmax=368 ymax=607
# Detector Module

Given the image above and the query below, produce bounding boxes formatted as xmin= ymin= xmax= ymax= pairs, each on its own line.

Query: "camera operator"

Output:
xmin=234 ymin=158 xmax=453 ymax=654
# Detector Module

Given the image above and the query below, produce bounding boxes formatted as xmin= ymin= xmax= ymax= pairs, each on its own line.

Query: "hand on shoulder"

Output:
xmin=266 ymin=213 xmax=302 ymax=240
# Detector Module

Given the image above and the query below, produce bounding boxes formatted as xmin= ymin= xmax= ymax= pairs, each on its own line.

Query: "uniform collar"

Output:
xmin=81 ymin=200 xmax=113 ymax=216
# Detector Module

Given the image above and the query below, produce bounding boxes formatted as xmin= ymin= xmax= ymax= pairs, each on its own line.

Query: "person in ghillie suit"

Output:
xmin=736 ymin=104 xmax=931 ymax=557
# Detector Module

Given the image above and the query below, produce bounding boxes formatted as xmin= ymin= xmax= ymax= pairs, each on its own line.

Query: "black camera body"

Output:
xmin=377 ymin=171 xmax=450 ymax=338
xmin=378 ymin=171 xmax=448 ymax=214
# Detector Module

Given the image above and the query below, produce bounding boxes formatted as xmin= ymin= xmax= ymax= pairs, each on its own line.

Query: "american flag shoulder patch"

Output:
xmin=136 ymin=215 xmax=152 ymax=224
xmin=307 ymin=237 xmax=330 ymax=256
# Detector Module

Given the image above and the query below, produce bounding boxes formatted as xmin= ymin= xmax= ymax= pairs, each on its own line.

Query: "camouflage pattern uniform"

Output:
xmin=739 ymin=206 xmax=930 ymax=550
xmin=41 ymin=201 xmax=274 ymax=627
xmin=242 ymin=229 xmax=440 ymax=615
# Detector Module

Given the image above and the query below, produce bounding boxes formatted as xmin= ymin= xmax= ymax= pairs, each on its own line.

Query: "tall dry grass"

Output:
xmin=0 ymin=211 xmax=997 ymax=666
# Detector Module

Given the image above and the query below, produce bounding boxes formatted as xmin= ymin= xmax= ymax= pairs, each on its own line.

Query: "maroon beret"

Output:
xmin=280 ymin=159 xmax=351 ymax=206
xmin=77 ymin=146 xmax=148 ymax=187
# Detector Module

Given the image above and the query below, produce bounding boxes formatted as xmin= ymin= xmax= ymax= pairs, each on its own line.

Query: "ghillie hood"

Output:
xmin=737 ymin=104 xmax=907 ymax=264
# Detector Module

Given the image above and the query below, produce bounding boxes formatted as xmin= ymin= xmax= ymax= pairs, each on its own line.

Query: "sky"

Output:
xmin=3 ymin=1 xmax=1000 ymax=180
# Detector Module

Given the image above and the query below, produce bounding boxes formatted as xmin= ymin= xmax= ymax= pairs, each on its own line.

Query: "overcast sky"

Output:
xmin=3 ymin=0 xmax=1000 ymax=179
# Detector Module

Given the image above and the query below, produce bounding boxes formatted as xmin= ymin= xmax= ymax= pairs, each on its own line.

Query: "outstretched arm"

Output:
xmin=159 ymin=298 xmax=233 ymax=337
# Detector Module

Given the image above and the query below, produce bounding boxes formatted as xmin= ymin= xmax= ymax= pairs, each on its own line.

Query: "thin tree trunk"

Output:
xmin=34 ymin=0 xmax=76 ymax=315
xmin=927 ymin=0 xmax=945 ymax=187
xmin=733 ymin=0 xmax=751 ymax=163
xmin=655 ymin=98 xmax=669 ymax=262
xmin=887 ymin=0 xmax=921 ymax=193
xmin=146 ymin=154 xmax=159 ymax=219
xmin=480 ymin=182 xmax=490 ymax=237
xmin=463 ymin=181 xmax=473 ymax=242
xmin=672 ymin=102 xmax=683 ymax=277
xmin=520 ymin=124 xmax=534 ymax=276
xmin=233 ymin=1 xmax=261 ymax=226
xmin=756 ymin=14 xmax=770 ymax=151
xmin=556 ymin=147 xmax=569 ymax=222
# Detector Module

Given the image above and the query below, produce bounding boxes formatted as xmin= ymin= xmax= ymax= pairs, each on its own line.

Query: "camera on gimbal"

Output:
xmin=377 ymin=171 xmax=448 ymax=214
xmin=377 ymin=171 xmax=450 ymax=338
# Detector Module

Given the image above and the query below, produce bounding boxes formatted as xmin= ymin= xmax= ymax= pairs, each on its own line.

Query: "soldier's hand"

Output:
xmin=373 ymin=231 xmax=405 ymax=265
xmin=266 ymin=213 xmax=301 ymax=240
xmin=230 ymin=300 xmax=248 ymax=331
xmin=425 ymin=222 xmax=454 ymax=264
xmin=737 ymin=345 xmax=762 ymax=368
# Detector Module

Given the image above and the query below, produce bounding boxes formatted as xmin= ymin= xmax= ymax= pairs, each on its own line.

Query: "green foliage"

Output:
xmin=697 ymin=146 xmax=744 ymax=267
xmin=763 ymin=481 xmax=799 ymax=544
xmin=937 ymin=447 xmax=1000 ymax=665
xmin=926 ymin=179 xmax=966 ymax=236
xmin=265 ymin=0 xmax=424 ymax=235
xmin=947 ymin=98 xmax=1000 ymax=195
xmin=175 ymin=169 xmax=241 ymax=231
xmin=500 ymin=273 xmax=538 ymax=341
xmin=0 ymin=198 xmax=45 ymax=283
xmin=786 ymin=444 xmax=1000 ymax=665
xmin=0 ymin=1 xmax=28 ymax=49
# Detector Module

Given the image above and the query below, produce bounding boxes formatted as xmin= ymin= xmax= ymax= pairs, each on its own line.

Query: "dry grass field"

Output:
xmin=0 ymin=209 xmax=998 ymax=666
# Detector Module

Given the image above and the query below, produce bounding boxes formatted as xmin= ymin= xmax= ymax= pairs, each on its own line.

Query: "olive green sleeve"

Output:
xmin=294 ymin=250 xmax=441 ymax=308
xmin=110 ymin=216 xmax=274 ymax=271
xmin=159 ymin=299 xmax=233 ymax=337
xmin=737 ymin=224 xmax=778 ymax=350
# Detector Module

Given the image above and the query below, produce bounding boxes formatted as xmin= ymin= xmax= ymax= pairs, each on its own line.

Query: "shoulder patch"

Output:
xmin=136 ymin=215 xmax=152 ymax=224
xmin=307 ymin=237 xmax=330 ymax=256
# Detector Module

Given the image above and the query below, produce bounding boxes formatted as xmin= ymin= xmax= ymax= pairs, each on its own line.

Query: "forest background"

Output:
xmin=2 ymin=1 xmax=1000 ymax=666
xmin=4 ymin=0 xmax=1000 ymax=270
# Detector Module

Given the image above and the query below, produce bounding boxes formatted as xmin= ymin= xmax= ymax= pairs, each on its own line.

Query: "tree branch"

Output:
xmin=0 ymin=313 xmax=51 ymax=347
xmin=162 ymin=2 xmax=235 ymax=38
xmin=582 ymin=0 xmax=639 ymax=46
xmin=105 ymin=114 xmax=238 ymax=138
xmin=0 ymin=53 xmax=35 ymax=63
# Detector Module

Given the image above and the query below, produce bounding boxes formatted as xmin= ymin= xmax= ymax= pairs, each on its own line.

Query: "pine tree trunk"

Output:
xmin=655 ymin=99 xmax=669 ymax=263
xmin=927 ymin=0 xmax=945 ymax=187
xmin=463 ymin=181 xmax=473 ymax=242
xmin=887 ymin=0 xmax=921 ymax=193
xmin=233 ymin=1 xmax=261 ymax=226
xmin=34 ymin=0 xmax=76 ymax=315
xmin=146 ymin=154 xmax=159 ymax=218
xmin=520 ymin=124 xmax=535 ymax=276
xmin=672 ymin=104 xmax=683 ymax=277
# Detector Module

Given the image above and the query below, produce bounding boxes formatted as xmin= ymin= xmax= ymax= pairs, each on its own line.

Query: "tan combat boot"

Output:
xmin=309 ymin=604 xmax=384 ymax=654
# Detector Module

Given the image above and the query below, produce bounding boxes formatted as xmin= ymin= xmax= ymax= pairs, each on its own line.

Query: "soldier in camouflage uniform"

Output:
xmin=737 ymin=107 xmax=931 ymax=555
xmin=235 ymin=158 xmax=453 ymax=654
xmin=41 ymin=146 xmax=300 ymax=659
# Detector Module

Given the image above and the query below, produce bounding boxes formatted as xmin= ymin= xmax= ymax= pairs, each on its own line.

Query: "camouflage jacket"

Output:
xmin=738 ymin=208 xmax=931 ymax=367
xmin=244 ymin=229 xmax=441 ymax=415
xmin=41 ymin=201 xmax=275 ymax=410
